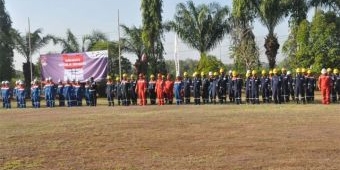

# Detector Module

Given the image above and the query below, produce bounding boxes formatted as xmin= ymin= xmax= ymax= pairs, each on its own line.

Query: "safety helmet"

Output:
xmin=273 ymin=68 xmax=278 ymax=74
xmin=219 ymin=68 xmax=224 ymax=73
xmin=19 ymin=80 xmax=24 ymax=85
xmin=106 ymin=75 xmax=112 ymax=79
xmin=208 ymin=72 xmax=213 ymax=76
xmin=183 ymin=72 xmax=188 ymax=76
xmin=321 ymin=68 xmax=327 ymax=74
xmin=4 ymin=81 xmax=9 ymax=84
xmin=162 ymin=75 xmax=165 ymax=79
xmin=201 ymin=72 xmax=205 ymax=76
xmin=261 ymin=70 xmax=266 ymax=75
xmin=115 ymin=77 xmax=120 ymax=81
xmin=157 ymin=73 xmax=162 ymax=77
xmin=333 ymin=68 xmax=339 ymax=74
xmin=296 ymin=68 xmax=301 ymax=73
xmin=130 ymin=74 xmax=135 ymax=79
xmin=269 ymin=70 xmax=273 ymax=75
xmin=287 ymin=71 xmax=291 ymax=75
xmin=301 ymin=68 xmax=306 ymax=73
xmin=150 ymin=74 xmax=155 ymax=78
xmin=232 ymin=71 xmax=237 ymax=77
xmin=307 ymin=69 xmax=312 ymax=74
xmin=122 ymin=73 xmax=127 ymax=77
xmin=281 ymin=68 xmax=286 ymax=72
xmin=246 ymin=70 xmax=251 ymax=74
xmin=58 ymin=79 xmax=62 ymax=83
xmin=213 ymin=72 xmax=218 ymax=76
xmin=193 ymin=72 xmax=198 ymax=77
xmin=252 ymin=70 xmax=257 ymax=75
xmin=1 ymin=81 xmax=4 ymax=85
xmin=246 ymin=73 xmax=250 ymax=78
xmin=327 ymin=68 xmax=332 ymax=73
xmin=228 ymin=70 xmax=232 ymax=75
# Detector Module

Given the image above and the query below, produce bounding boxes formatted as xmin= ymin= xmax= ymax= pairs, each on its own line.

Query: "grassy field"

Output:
xmin=1 ymin=98 xmax=340 ymax=169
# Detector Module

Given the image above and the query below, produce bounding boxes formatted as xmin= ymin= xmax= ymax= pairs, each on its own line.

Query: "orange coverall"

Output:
xmin=318 ymin=75 xmax=331 ymax=104
xmin=136 ymin=79 xmax=147 ymax=105
xmin=155 ymin=79 xmax=165 ymax=105
xmin=165 ymin=80 xmax=174 ymax=104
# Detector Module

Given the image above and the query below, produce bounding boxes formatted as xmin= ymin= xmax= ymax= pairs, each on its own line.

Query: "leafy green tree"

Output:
xmin=12 ymin=28 xmax=51 ymax=87
xmin=48 ymin=29 xmax=80 ymax=53
xmin=197 ymin=53 xmax=225 ymax=73
xmin=141 ymin=0 xmax=166 ymax=74
xmin=167 ymin=1 xmax=230 ymax=58
xmin=82 ymin=30 xmax=108 ymax=52
xmin=0 ymin=0 xmax=14 ymax=81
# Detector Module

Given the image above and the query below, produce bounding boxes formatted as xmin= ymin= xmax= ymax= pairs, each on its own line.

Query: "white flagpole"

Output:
xmin=174 ymin=34 xmax=179 ymax=76
xmin=28 ymin=17 xmax=33 ymax=82
xmin=118 ymin=9 xmax=122 ymax=79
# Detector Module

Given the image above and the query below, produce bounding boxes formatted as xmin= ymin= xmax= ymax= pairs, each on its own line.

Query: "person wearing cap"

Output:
xmin=192 ymin=72 xmax=202 ymax=105
xmin=209 ymin=72 xmax=219 ymax=104
xmin=121 ymin=74 xmax=131 ymax=106
xmin=227 ymin=70 xmax=234 ymax=103
xmin=1 ymin=81 xmax=11 ymax=108
xmin=287 ymin=70 xmax=295 ymax=102
xmin=31 ymin=79 xmax=41 ymax=108
xmin=318 ymin=68 xmax=331 ymax=104
xmin=13 ymin=80 xmax=20 ymax=108
xmin=232 ymin=71 xmax=243 ymax=105
xmin=17 ymin=81 xmax=26 ymax=108
xmin=183 ymin=72 xmax=192 ymax=104
xmin=329 ymin=68 xmax=337 ymax=103
xmin=305 ymin=70 xmax=316 ymax=103
xmin=136 ymin=73 xmax=147 ymax=106
xmin=148 ymin=74 xmax=157 ymax=105
xmin=251 ymin=70 xmax=261 ymax=104
xmin=164 ymin=74 xmax=174 ymax=105
xmin=245 ymin=70 xmax=252 ymax=104
xmin=155 ymin=73 xmax=165 ymax=105
xmin=174 ymin=75 xmax=183 ymax=105
xmin=105 ymin=76 xmax=115 ymax=106
xmin=334 ymin=69 xmax=340 ymax=102
xmin=294 ymin=68 xmax=306 ymax=104
xmin=217 ymin=68 xmax=227 ymax=104
xmin=260 ymin=70 xmax=270 ymax=103
xmin=271 ymin=68 xmax=282 ymax=104
xmin=201 ymin=72 xmax=210 ymax=104
xmin=114 ymin=77 xmax=122 ymax=106
xmin=57 ymin=79 xmax=65 ymax=107
xmin=129 ymin=74 xmax=137 ymax=105
xmin=281 ymin=68 xmax=290 ymax=103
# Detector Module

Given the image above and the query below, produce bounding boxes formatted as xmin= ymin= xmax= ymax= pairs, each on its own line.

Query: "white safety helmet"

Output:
xmin=287 ymin=71 xmax=291 ymax=75
xmin=321 ymin=68 xmax=327 ymax=74
xmin=1 ymin=81 xmax=4 ymax=85
xmin=19 ymin=80 xmax=24 ymax=85
xmin=208 ymin=72 xmax=213 ymax=76
xmin=5 ymin=81 xmax=9 ymax=84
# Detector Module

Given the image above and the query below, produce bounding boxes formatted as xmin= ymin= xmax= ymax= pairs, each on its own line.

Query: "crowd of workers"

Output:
xmin=1 ymin=67 xmax=339 ymax=109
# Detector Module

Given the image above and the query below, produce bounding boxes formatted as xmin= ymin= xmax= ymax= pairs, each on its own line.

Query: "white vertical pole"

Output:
xmin=28 ymin=17 xmax=33 ymax=82
xmin=174 ymin=34 xmax=179 ymax=76
xmin=118 ymin=10 xmax=122 ymax=79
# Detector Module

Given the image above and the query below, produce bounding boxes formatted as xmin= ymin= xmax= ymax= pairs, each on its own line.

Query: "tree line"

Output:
xmin=1 ymin=0 xmax=339 ymax=89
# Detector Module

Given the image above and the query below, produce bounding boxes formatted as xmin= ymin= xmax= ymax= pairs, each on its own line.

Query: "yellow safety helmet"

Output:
xmin=307 ymin=69 xmax=312 ymax=74
xmin=193 ymin=72 xmax=198 ymax=77
xmin=246 ymin=73 xmax=251 ymax=78
xmin=296 ymin=68 xmax=301 ymax=73
xmin=273 ymin=68 xmax=278 ymax=74
xmin=334 ymin=68 xmax=339 ymax=74
xmin=232 ymin=71 xmax=237 ymax=77
xmin=261 ymin=70 xmax=266 ymax=75
xmin=281 ymin=67 xmax=286 ymax=72
xmin=183 ymin=72 xmax=188 ymax=76
xmin=130 ymin=74 xmax=135 ymax=79
xmin=213 ymin=72 xmax=218 ymax=76
xmin=301 ymin=68 xmax=306 ymax=73
xmin=115 ymin=77 xmax=120 ymax=81
xmin=219 ymin=68 xmax=224 ymax=73
xmin=150 ymin=74 xmax=155 ymax=78
xmin=106 ymin=75 xmax=112 ymax=79
xmin=327 ymin=68 xmax=332 ymax=73
xmin=122 ymin=73 xmax=127 ymax=77
xmin=252 ymin=70 xmax=257 ymax=75
xmin=201 ymin=71 xmax=205 ymax=76
xmin=269 ymin=70 xmax=273 ymax=75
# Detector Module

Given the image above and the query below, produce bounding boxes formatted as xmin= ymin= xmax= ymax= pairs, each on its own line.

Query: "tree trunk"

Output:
xmin=264 ymin=34 xmax=280 ymax=69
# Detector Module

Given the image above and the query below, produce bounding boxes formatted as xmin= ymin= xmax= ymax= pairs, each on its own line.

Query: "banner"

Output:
xmin=40 ymin=50 xmax=108 ymax=82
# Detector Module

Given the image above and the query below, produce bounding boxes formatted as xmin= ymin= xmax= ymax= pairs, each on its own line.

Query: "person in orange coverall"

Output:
xmin=318 ymin=68 xmax=331 ymax=104
xmin=155 ymin=73 xmax=165 ymax=105
xmin=164 ymin=74 xmax=174 ymax=104
xmin=135 ymin=73 xmax=147 ymax=106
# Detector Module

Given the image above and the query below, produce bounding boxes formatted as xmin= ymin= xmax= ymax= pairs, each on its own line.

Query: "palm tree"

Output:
xmin=12 ymin=28 xmax=51 ymax=87
xmin=167 ymin=1 xmax=230 ymax=57
xmin=82 ymin=30 xmax=108 ymax=52
xmin=48 ymin=29 xmax=80 ymax=53
xmin=308 ymin=0 xmax=340 ymax=13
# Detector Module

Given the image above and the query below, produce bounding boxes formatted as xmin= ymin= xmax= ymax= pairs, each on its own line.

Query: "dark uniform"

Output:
xmin=201 ymin=73 xmax=210 ymax=104
xmin=121 ymin=77 xmax=130 ymax=106
xmin=192 ymin=75 xmax=202 ymax=105
xmin=57 ymin=81 xmax=65 ymax=106
xmin=330 ymin=73 xmax=337 ymax=103
xmin=217 ymin=72 xmax=227 ymax=104
xmin=335 ymin=71 xmax=340 ymax=101
xmin=183 ymin=75 xmax=192 ymax=104
xmin=115 ymin=79 xmax=122 ymax=106
xmin=89 ymin=77 xmax=97 ymax=106
xmin=294 ymin=71 xmax=306 ymax=104
xmin=106 ymin=78 xmax=115 ymax=106
xmin=245 ymin=74 xmax=251 ymax=104
xmin=260 ymin=73 xmax=270 ymax=103
xmin=148 ymin=77 xmax=157 ymax=105
xmin=129 ymin=76 xmax=137 ymax=105
xmin=209 ymin=73 xmax=218 ymax=104
xmin=281 ymin=73 xmax=290 ymax=103
xmin=232 ymin=74 xmax=243 ymax=105
xmin=305 ymin=73 xmax=316 ymax=103
xmin=271 ymin=71 xmax=282 ymax=104
xmin=227 ymin=72 xmax=234 ymax=103
xmin=251 ymin=75 xmax=260 ymax=104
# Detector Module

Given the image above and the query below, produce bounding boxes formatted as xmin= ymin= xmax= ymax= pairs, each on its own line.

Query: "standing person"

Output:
xmin=232 ymin=71 xmax=243 ymax=105
xmin=174 ymin=75 xmax=183 ymax=105
xmin=115 ymin=77 xmax=122 ymax=106
xmin=251 ymin=70 xmax=260 ymax=104
xmin=17 ymin=81 xmax=26 ymax=108
xmin=318 ymin=68 xmax=331 ymax=104
xmin=148 ymin=74 xmax=157 ymax=105
xmin=245 ymin=71 xmax=252 ymax=104
xmin=201 ymin=72 xmax=210 ymax=104
xmin=183 ymin=72 xmax=192 ymax=104
xmin=155 ymin=73 xmax=165 ymax=105
xmin=84 ymin=79 xmax=91 ymax=106
xmin=63 ymin=79 xmax=73 ymax=107
xmin=287 ymin=71 xmax=295 ymax=101
xmin=271 ymin=69 xmax=282 ymax=104
xmin=74 ymin=79 xmax=83 ymax=106
xmin=1 ymin=81 xmax=11 ymax=109
xmin=57 ymin=79 xmax=65 ymax=107
xmin=129 ymin=75 xmax=137 ymax=105
xmin=1 ymin=81 xmax=4 ymax=108
xmin=227 ymin=70 xmax=234 ymax=103
xmin=31 ymin=79 xmax=41 ymax=108
xmin=105 ymin=76 xmax=115 ymax=106
xmin=89 ymin=77 xmax=97 ymax=106
xmin=164 ymin=74 xmax=174 ymax=104
xmin=44 ymin=77 xmax=55 ymax=107
xmin=192 ymin=72 xmax=202 ymax=105
xmin=281 ymin=68 xmax=290 ymax=103
xmin=294 ymin=68 xmax=306 ymax=104
xmin=217 ymin=68 xmax=227 ymax=104
xmin=136 ymin=73 xmax=147 ymax=106
xmin=328 ymin=68 xmax=337 ymax=103
xmin=210 ymin=72 xmax=219 ymax=104
xmin=334 ymin=69 xmax=340 ymax=102
xmin=260 ymin=70 xmax=270 ymax=103
xmin=13 ymin=81 xmax=20 ymax=108
xmin=305 ymin=70 xmax=316 ymax=103
xmin=268 ymin=70 xmax=274 ymax=102
xmin=121 ymin=74 xmax=131 ymax=106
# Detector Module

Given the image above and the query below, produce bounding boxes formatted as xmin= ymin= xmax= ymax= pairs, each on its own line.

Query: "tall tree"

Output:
xmin=120 ymin=25 xmax=146 ymax=75
xmin=49 ymin=29 xmax=80 ymax=53
xmin=167 ymin=1 xmax=230 ymax=72
xmin=82 ymin=30 xmax=108 ymax=52
xmin=141 ymin=0 xmax=166 ymax=74
xmin=12 ymin=28 xmax=51 ymax=87
xmin=0 ymin=0 xmax=14 ymax=81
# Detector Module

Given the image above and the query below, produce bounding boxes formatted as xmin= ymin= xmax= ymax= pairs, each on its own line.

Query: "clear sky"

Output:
xmin=5 ymin=0 xmax=294 ymax=71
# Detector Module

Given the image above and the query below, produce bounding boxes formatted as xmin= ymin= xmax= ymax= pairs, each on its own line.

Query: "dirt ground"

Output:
xmin=1 ymin=98 xmax=340 ymax=170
